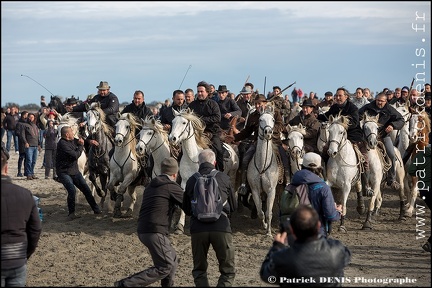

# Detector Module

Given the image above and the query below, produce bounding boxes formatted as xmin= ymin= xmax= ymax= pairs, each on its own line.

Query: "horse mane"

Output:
xmin=89 ymin=104 xmax=114 ymax=136
xmin=177 ymin=109 xmax=211 ymax=149
xmin=329 ymin=113 xmax=351 ymax=130
xmin=118 ymin=113 xmax=142 ymax=158
xmin=286 ymin=124 xmax=307 ymax=136
xmin=142 ymin=116 xmax=169 ymax=144
xmin=362 ymin=112 xmax=383 ymax=128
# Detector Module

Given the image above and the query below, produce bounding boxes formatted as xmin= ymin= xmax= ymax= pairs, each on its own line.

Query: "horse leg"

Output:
xmin=356 ymin=192 xmax=366 ymax=215
xmin=124 ymin=185 xmax=137 ymax=217
xmin=338 ymin=185 xmax=351 ymax=233
xmin=250 ymin=189 xmax=265 ymax=230
xmin=265 ymin=190 xmax=276 ymax=237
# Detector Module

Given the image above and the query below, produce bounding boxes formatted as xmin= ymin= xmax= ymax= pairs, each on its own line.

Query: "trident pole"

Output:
xmin=21 ymin=74 xmax=55 ymax=96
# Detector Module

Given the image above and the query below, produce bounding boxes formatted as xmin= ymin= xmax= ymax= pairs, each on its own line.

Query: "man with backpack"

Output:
xmin=281 ymin=152 xmax=342 ymax=243
xmin=182 ymin=149 xmax=237 ymax=287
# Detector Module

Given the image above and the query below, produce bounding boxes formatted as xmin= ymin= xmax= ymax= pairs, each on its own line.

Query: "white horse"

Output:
xmin=247 ymin=102 xmax=280 ymax=237
xmin=326 ymin=114 xmax=363 ymax=232
xmin=390 ymin=101 xmax=411 ymax=155
xmin=107 ymin=113 xmax=142 ymax=218
xmin=360 ymin=112 xmax=407 ymax=226
xmin=317 ymin=121 xmax=330 ymax=154
xmin=136 ymin=116 xmax=171 ymax=178
xmin=168 ymin=108 xmax=212 ymax=234
xmin=360 ymin=113 xmax=387 ymax=229
xmin=286 ymin=124 xmax=306 ymax=182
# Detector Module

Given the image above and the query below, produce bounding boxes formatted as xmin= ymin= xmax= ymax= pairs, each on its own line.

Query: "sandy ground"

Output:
xmin=3 ymin=147 xmax=431 ymax=287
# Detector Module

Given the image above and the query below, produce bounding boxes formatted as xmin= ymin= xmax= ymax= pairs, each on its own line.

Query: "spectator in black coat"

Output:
xmin=182 ymin=149 xmax=237 ymax=287
xmin=115 ymin=157 xmax=184 ymax=287
xmin=1 ymin=141 xmax=42 ymax=287
xmin=260 ymin=205 xmax=351 ymax=287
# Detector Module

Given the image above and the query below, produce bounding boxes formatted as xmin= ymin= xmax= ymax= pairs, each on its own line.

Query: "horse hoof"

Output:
xmin=398 ymin=215 xmax=407 ymax=222
xmin=338 ymin=226 xmax=348 ymax=233
xmin=362 ymin=221 xmax=373 ymax=230
xmin=356 ymin=205 xmax=366 ymax=215
xmin=372 ymin=209 xmax=379 ymax=216
xmin=110 ymin=192 xmax=117 ymax=201
xmin=122 ymin=209 xmax=133 ymax=218
xmin=404 ymin=211 xmax=413 ymax=218
xmin=113 ymin=209 xmax=122 ymax=218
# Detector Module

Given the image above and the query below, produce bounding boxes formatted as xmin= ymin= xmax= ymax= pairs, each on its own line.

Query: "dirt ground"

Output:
xmin=5 ymin=149 xmax=431 ymax=287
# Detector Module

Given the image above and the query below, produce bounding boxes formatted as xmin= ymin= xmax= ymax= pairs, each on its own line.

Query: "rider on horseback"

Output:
xmin=225 ymin=94 xmax=289 ymax=217
xmin=317 ymin=87 xmax=371 ymax=195
xmin=358 ymin=92 xmax=405 ymax=190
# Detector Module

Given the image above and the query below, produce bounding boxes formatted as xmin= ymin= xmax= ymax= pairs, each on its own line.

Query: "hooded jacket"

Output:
xmin=137 ymin=174 xmax=183 ymax=235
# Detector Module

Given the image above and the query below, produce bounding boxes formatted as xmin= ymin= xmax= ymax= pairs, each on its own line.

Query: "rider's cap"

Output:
xmin=302 ymin=152 xmax=322 ymax=169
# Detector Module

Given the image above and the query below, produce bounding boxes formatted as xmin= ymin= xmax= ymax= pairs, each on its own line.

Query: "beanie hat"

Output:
xmin=161 ymin=157 xmax=179 ymax=175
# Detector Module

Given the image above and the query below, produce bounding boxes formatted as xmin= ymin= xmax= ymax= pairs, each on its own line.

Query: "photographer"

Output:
xmin=260 ymin=205 xmax=351 ymax=287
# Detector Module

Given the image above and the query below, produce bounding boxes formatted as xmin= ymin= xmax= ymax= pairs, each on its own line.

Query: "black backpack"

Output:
xmin=191 ymin=170 xmax=227 ymax=222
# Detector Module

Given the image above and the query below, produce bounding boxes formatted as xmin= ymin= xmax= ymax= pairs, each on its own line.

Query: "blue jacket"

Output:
xmin=291 ymin=169 xmax=341 ymax=236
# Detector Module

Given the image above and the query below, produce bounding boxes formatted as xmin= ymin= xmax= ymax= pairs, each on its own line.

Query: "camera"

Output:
xmin=279 ymin=215 xmax=290 ymax=233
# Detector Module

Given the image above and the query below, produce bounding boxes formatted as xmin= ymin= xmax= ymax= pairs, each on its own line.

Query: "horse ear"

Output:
xmin=173 ymin=109 xmax=180 ymax=117
xmin=329 ymin=114 xmax=334 ymax=123
xmin=151 ymin=118 xmax=155 ymax=125
xmin=298 ymin=123 xmax=303 ymax=130
xmin=85 ymin=102 xmax=90 ymax=111
xmin=286 ymin=124 xmax=292 ymax=131
xmin=117 ymin=112 xmax=121 ymax=119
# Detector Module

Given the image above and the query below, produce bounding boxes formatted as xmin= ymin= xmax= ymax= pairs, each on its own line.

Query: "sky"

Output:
xmin=1 ymin=1 xmax=431 ymax=108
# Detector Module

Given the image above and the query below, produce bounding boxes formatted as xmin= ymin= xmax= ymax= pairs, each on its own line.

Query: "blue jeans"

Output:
xmin=1 ymin=264 xmax=27 ymax=287
xmin=25 ymin=146 xmax=38 ymax=176
xmin=6 ymin=130 xmax=19 ymax=152
xmin=57 ymin=172 xmax=100 ymax=215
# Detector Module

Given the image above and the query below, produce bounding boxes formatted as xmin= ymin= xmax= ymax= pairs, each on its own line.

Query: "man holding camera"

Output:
xmin=260 ymin=205 xmax=351 ymax=287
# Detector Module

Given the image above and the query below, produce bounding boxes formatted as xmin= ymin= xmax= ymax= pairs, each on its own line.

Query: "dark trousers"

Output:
xmin=17 ymin=152 xmax=26 ymax=175
xmin=120 ymin=233 xmax=179 ymax=287
xmin=191 ymin=231 xmax=235 ymax=287
xmin=210 ymin=134 xmax=224 ymax=172
xmin=44 ymin=149 xmax=57 ymax=178
xmin=57 ymin=172 xmax=99 ymax=215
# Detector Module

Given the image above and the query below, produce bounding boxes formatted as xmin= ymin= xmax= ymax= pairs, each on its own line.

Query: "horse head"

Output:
xmin=114 ymin=115 xmax=132 ymax=147
xmin=361 ymin=112 xmax=380 ymax=149
xmin=258 ymin=108 xmax=275 ymax=141
xmin=327 ymin=114 xmax=350 ymax=158
xmin=286 ymin=124 xmax=306 ymax=159
xmin=136 ymin=116 xmax=167 ymax=156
